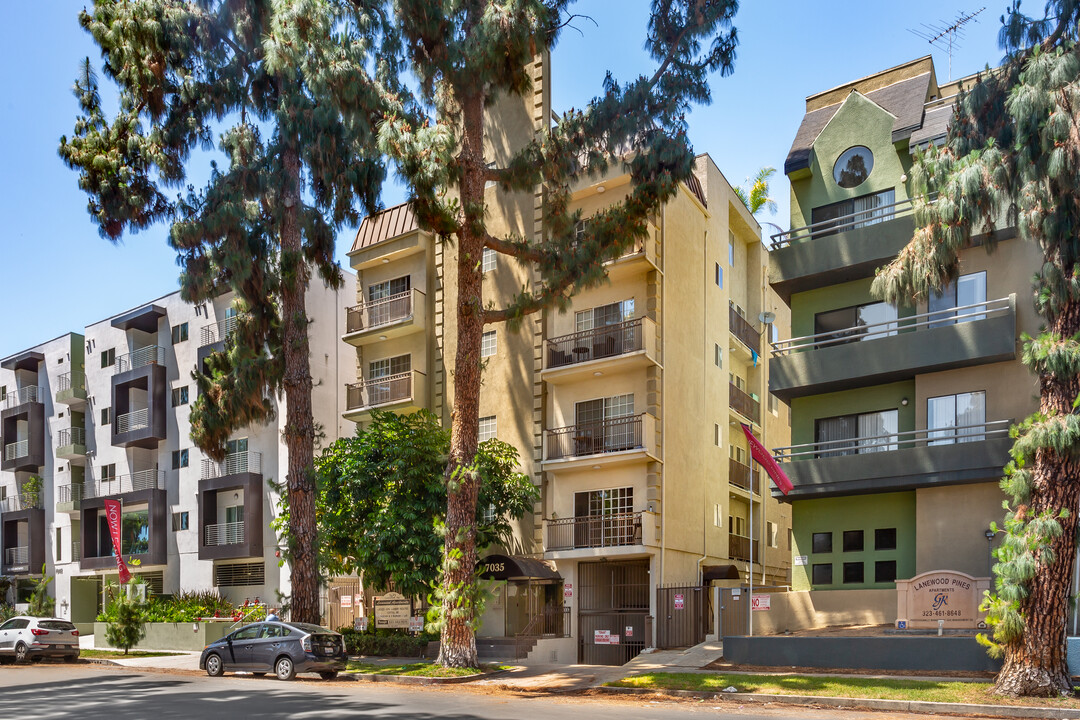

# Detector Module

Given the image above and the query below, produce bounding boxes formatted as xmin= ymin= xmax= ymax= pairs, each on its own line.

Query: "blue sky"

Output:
xmin=0 ymin=1 xmax=1004 ymax=358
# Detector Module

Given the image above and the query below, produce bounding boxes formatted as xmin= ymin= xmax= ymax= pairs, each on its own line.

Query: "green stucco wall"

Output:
xmin=791 ymin=492 xmax=916 ymax=591
xmin=790 ymin=380 xmax=915 ymax=446
xmin=790 ymin=278 xmax=916 ymax=339
xmin=789 ymin=92 xmax=913 ymax=230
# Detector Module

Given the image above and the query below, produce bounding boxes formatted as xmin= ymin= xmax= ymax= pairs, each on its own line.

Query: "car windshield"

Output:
xmin=287 ymin=623 xmax=333 ymax=635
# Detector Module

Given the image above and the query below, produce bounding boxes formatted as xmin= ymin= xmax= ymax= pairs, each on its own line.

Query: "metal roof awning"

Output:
xmin=111 ymin=304 xmax=168 ymax=333
xmin=1 ymin=351 xmax=44 ymax=372
xmin=702 ymin=564 xmax=742 ymax=582
xmin=477 ymin=554 xmax=562 ymax=582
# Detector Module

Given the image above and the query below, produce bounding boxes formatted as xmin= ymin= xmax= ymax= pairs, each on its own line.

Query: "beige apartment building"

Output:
xmin=339 ymin=55 xmax=790 ymax=665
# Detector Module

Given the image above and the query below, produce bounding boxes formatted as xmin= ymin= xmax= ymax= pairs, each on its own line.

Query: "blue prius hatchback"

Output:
xmin=199 ymin=621 xmax=347 ymax=681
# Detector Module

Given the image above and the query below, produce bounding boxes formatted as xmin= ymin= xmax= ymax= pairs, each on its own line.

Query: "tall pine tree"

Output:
xmin=381 ymin=0 xmax=739 ymax=667
xmin=59 ymin=0 xmax=396 ymax=624
xmin=873 ymin=1 xmax=1080 ymax=697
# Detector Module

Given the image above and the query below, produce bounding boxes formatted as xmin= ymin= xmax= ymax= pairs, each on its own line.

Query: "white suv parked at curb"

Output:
xmin=0 ymin=616 xmax=80 ymax=663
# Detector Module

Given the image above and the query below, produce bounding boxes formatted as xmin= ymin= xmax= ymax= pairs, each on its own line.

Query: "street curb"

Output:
xmin=597 ymin=685 xmax=1080 ymax=719
xmin=341 ymin=669 xmax=509 ymax=685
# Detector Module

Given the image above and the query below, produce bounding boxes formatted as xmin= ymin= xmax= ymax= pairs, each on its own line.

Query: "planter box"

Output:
xmin=93 ymin=621 xmax=232 ymax=652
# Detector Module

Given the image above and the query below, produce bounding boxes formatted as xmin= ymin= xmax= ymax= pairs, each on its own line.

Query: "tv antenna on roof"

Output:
xmin=908 ymin=7 xmax=985 ymax=81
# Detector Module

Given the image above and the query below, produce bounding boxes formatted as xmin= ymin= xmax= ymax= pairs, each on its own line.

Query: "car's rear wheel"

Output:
xmin=319 ymin=671 xmax=338 ymax=681
xmin=14 ymin=643 xmax=29 ymax=664
xmin=205 ymin=653 xmax=224 ymax=677
xmin=275 ymin=656 xmax=295 ymax=681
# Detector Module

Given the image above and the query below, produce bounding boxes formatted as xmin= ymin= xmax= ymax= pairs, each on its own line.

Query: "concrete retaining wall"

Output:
xmin=723 ymin=635 xmax=1001 ymax=673
xmin=744 ymin=589 xmax=897 ymax=634
xmin=93 ymin=622 xmax=231 ymax=652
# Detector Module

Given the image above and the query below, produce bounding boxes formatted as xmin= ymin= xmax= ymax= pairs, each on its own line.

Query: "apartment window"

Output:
xmin=367 ymin=276 xmax=410 ymax=302
xmin=927 ymin=391 xmax=986 ymax=445
xmin=100 ymin=348 xmax=115 ymax=369
xmin=481 ymin=330 xmax=497 ymax=358
xmin=171 ymin=323 xmax=189 ymax=344
xmin=480 ymin=503 xmax=496 ymax=525
xmin=875 ymin=560 xmax=898 ymax=583
xmin=369 ymin=354 xmax=410 ymax=379
xmin=56 ymin=528 xmax=62 ymax=562
xmin=171 ymin=449 xmax=189 ymax=470
xmin=815 ymin=409 xmax=898 ymax=457
xmin=843 ymin=562 xmax=865 ymax=584
xmin=714 ymin=504 xmax=723 ymax=527
xmin=575 ymin=219 xmax=590 ymax=244
xmin=814 ymin=302 xmax=897 ymax=345
xmin=833 ymin=146 xmax=874 ymax=188
xmin=575 ymin=487 xmax=633 ymax=518
xmin=714 ymin=423 xmax=721 ymax=447
xmin=767 ymin=521 xmax=778 ymax=548
xmin=214 ymin=562 xmax=265 ymax=588
xmin=100 ymin=464 xmax=116 ymax=481
xmin=842 ymin=530 xmax=864 ymax=552
xmin=575 ymin=300 xmax=634 ymax=332
xmin=714 ymin=343 xmax=722 ymax=368
xmin=171 ymin=386 xmax=189 ymax=407
xmin=226 ymin=437 xmax=249 ymax=456
xmin=482 ymin=248 xmax=497 ymax=273
xmin=478 ymin=416 xmax=497 ymax=443
xmin=172 ymin=511 xmax=190 ymax=531
xmin=101 ymin=407 xmax=112 ymax=426
xmin=729 ymin=444 xmax=747 ymax=464
xmin=728 ymin=237 xmax=735 ymax=267
xmin=0 ymin=386 xmax=5 ymax=402
xmin=715 ymin=262 xmax=723 ymax=288
xmin=730 ymin=515 xmax=746 ymax=536
xmin=811 ymin=188 xmax=895 ymax=238
xmin=929 ymin=271 xmax=986 ymax=325
xmin=769 ymin=324 xmax=779 ymax=345
xmin=875 ymin=527 xmax=897 ymax=551
xmin=812 ymin=564 xmax=833 ymax=585
xmin=812 ymin=532 xmax=832 ymax=554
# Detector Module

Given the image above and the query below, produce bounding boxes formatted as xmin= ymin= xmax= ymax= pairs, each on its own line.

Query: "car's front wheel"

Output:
xmin=205 ymin=653 xmax=224 ymax=677
xmin=14 ymin=643 xmax=29 ymax=664
xmin=319 ymin=671 xmax=338 ymax=681
xmin=275 ymin=656 xmax=295 ymax=681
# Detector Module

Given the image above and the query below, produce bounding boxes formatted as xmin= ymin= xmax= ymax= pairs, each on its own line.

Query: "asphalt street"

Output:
xmin=0 ymin=664 xmax=967 ymax=720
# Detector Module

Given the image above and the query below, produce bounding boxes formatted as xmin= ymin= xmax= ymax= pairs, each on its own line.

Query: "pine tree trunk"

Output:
xmin=280 ymin=144 xmax=319 ymax=624
xmin=437 ymin=90 xmax=486 ymax=669
xmin=994 ymin=300 xmax=1080 ymax=697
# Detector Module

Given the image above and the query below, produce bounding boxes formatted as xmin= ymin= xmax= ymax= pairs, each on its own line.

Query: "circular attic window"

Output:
xmin=833 ymin=146 xmax=874 ymax=188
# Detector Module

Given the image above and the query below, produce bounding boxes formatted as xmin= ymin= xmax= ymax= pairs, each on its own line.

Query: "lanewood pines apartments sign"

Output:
xmin=895 ymin=570 xmax=990 ymax=629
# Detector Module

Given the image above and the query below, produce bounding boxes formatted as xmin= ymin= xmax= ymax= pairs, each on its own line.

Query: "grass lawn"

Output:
xmin=80 ymin=650 xmax=184 ymax=659
xmin=344 ymin=661 xmax=508 ymax=678
xmin=607 ymin=673 xmax=1080 ymax=708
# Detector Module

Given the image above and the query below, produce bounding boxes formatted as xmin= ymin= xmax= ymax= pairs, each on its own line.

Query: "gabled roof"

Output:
xmin=349 ymin=202 xmax=419 ymax=254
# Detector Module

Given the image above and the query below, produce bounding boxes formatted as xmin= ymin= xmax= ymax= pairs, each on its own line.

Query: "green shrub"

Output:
xmin=98 ymin=588 xmax=236 ymax=624
xmin=337 ymin=627 xmax=433 ymax=657
xmin=104 ymin=584 xmax=146 ymax=654
xmin=0 ymin=603 xmax=16 ymax=623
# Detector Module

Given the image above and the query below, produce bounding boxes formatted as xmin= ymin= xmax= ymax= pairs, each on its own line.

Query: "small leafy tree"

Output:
xmin=21 ymin=476 xmax=43 ymax=506
xmin=733 ymin=166 xmax=778 ymax=216
xmin=104 ymin=581 xmax=147 ymax=655
xmin=27 ymin=566 xmax=55 ymax=618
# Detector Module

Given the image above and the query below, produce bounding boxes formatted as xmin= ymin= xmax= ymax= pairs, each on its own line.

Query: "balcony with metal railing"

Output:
xmin=200 ymin=314 xmax=241 ymax=348
xmin=729 ymin=306 xmax=760 ymax=355
xmin=729 ymin=383 xmax=760 ymax=425
xmin=728 ymin=458 xmax=760 ymax=494
xmin=201 ymin=451 xmax=262 ymax=480
xmin=113 ymin=345 xmax=166 ymax=374
xmin=542 ymin=318 xmax=659 ymax=384
xmin=2 ymin=385 xmax=44 ymax=410
xmin=343 ymin=370 xmax=427 ymax=422
xmin=57 ymin=483 xmax=84 ymax=513
xmin=56 ymin=370 xmax=87 ymax=406
xmin=0 ymin=491 xmax=43 ymax=513
xmin=768 ymin=296 xmax=1017 ymax=402
xmin=4 ymin=439 xmax=28 ymax=463
xmin=343 ymin=289 xmax=426 ymax=346
xmin=115 ymin=408 xmax=150 ymax=434
xmin=56 ymin=426 xmax=87 ymax=460
xmin=543 ymin=413 xmax=657 ymax=470
xmin=204 ymin=521 xmax=246 ymax=547
xmin=545 ymin=512 xmax=647 ymax=554
xmin=3 ymin=546 xmax=27 ymax=566
xmin=768 ymin=195 xmax=925 ymax=302
xmin=2 ymin=385 xmax=46 ymax=471
xmin=87 ymin=469 xmax=167 ymax=498
xmin=770 ymin=419 xmax=1014 ymax=499
xmin=728 ymin=533 xmax=758 ymax=563
xmin=72 ymin=541 xmax=81 ymax=562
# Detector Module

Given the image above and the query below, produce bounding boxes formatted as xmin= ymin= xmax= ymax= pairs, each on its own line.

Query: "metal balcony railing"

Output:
xmin=771 ymin=297 xmax=1012 ymax=356
xmin=729 ymin=306 xmax=760 ymax=354
xmin=72 ymin=541 xmax=81 ymax=562
xmin=346 ymin=371 xmax=419 ymax=411
xmin=546 ymin=414 xmax=644 ymax=460
xmin=729 ymin=383 xmax=760 ymax=424
xmin=204 ymin=521 xmax=246 ymax=546
xmin=200 ymin=314 xmax=241 ymax=347
xmin=57 ymin=427 xmax=86 ymax=449
xmin=346 ymin=289 xmax=423 ymax=334
xmin=728 ymin=457 xmax=760 ymax=493
xmin=4 ymin=547 xmax=28 ymax=566
xmin=515 ymin=606 xmax=572 ymax=643
xmin=546 ymin=318 xmax=644 ymax=369
xmin=770 ymin=195 xmax=930 ymax=249
xmin=56 ymin=371 xmax=86 ymax=395
xmin=4 ymin=439 xmax=28 ymax=461
xmin=0 ymin=491 xmax=43 ymax=512
xmin=3 ymin=385 xmax=44 ymax=409
xmin=201 ymin=451 xmax=262 ymax=480
xmin=57 ymin=484 xmax=84 ymax=506
xmin=546 ymin=512 xmax=643 ymax=551
xmin=729 ymin=533 xmax=758 ymax=562
xmin=772 ymin=419 xmax=1013 ymax=462
xmin=114 ymin=345 xmax=166 ymax=373
xmin=115 ymin=408 xmax=150 ymax=434
xmin=88 ymin=469 xmax=166 ymax=497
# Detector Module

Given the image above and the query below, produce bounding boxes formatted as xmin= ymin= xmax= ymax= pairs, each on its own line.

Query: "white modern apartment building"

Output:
xmin=0 ymin=278 xmax=355 ymax=624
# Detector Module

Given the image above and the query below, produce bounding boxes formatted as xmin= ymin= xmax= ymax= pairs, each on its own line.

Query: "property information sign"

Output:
xmin=374 ymin=591 xmax=412 ymax=629
xmin=895 ymin=570 xmax=990 ymax=629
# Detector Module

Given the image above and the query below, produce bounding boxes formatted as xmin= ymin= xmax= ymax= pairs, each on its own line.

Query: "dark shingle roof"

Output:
xmin=909 ymin=103 xmax=954 ymax=150
xmin=349 ymin=202 xmax=419 ymax=254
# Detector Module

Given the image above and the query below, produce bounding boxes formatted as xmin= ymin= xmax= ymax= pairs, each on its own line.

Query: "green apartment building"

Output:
xmin=768 ymin=57 xmax=1042 ymax=609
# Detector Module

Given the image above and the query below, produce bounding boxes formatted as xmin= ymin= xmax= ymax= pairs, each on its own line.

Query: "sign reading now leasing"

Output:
xmin=374 ymin=591 xmax=412 ymax=629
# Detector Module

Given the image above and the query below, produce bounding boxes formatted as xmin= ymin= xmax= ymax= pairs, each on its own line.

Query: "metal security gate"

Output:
xmin=656 ymin=584 xmax=707 ymax=648
xmin=718 ymin=587 xmax=749 ymax=637
xmin=327 ymin=577 xmax=363 ymax=631
xmin=578 ymin=559 xmax=650 ymax=665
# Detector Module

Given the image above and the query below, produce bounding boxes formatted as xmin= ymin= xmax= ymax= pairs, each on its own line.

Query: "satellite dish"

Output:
xmin=759 ymin=311 xmax=776 ymax=325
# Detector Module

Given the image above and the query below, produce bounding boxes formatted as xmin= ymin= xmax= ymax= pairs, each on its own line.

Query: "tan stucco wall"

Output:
xmin=746 ymin=588 xmax=898 ymax=634
xmin=915 ymin=482 xmax=1002 ymax=577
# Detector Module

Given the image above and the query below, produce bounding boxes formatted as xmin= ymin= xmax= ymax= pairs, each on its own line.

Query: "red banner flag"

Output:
xmin=741 ymin=424 xmax=793 ymax=496
xmin=103 ymin=499 xmax=132 ymax=584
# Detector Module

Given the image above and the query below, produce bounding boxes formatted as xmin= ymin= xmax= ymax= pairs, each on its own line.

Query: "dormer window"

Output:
xmin=833 ymin=146 xmax=874 ymax=188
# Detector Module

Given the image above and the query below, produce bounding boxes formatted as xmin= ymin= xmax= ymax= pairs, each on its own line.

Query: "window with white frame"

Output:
xmin=574 ymin=487 xmax=633 ymax=518
xmin=482 ymin=248 xmax=497 ymax=273
xmin=478 ymin=415 xmax=497 ymax=442
xmin=369 ymin=354 xmax=410 ymax=379
xmin=574 ymin=300 xmax=634 ymax=332
xmin=481 ymin=330 xmax=497 ymax=358
xmin=367 ymin=276 xmax=410 ymax=302
xmin=575 ymin=394 xmax=636 ymax=452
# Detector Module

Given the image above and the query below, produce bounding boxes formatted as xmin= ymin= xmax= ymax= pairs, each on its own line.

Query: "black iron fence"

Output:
xmin=546 ymin=512 xmax=642 ymax=551
xmin=546 ymin=413 xmax=644 ymax=460
xmin=546 ymin=318 xmax=643 ymax=369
